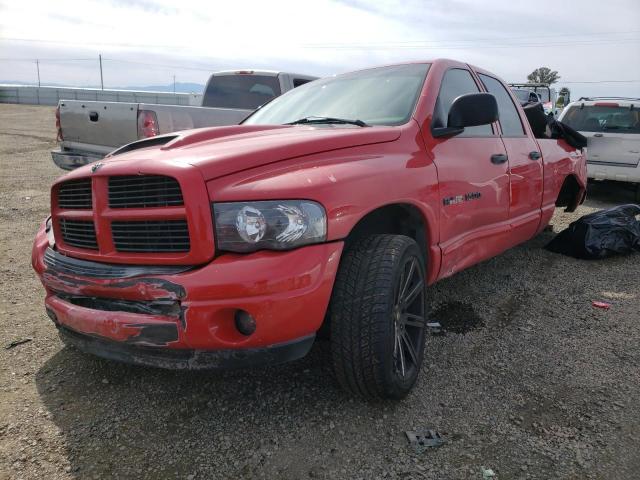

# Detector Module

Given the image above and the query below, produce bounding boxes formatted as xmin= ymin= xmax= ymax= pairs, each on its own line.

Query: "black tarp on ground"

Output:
xmin=546 ymin=204 xmax=640 ymax=259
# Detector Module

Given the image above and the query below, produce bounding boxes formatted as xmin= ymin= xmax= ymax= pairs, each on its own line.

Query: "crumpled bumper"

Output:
xmin=32 ymin=222 xmax=343 ymax=369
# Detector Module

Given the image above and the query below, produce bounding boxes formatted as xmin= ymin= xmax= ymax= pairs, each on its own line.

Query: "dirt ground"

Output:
xmin=0 ymin=103 xmax=639 ymax=480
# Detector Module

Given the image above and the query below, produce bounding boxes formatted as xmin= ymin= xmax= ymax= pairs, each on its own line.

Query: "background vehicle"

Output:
xmin=512 ymin=88 xmax=542 ymax=106
xmin=558 ymin=97 xmax=640 ymax=201
xmin=52 ymin=70 xmax=317 ymax=170
xmin=33 ymin=59 xmax=586 ymax=400
xmin=509 ymin=83 xmax=558 ymax=116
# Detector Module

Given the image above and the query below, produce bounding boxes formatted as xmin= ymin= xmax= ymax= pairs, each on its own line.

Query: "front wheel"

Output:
xmin=329 ymin=235 xmax=427 ymax=400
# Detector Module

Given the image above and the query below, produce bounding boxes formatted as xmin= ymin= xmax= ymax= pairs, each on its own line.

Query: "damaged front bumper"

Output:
xmin=32 ymin=223 xmax=343 ymax=370
xmin=56 ymin=325 xmax=316 ymax=370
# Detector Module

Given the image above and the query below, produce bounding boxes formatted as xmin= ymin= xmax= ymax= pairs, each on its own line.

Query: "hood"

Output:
xmin=88 ymin=124 xmax=402 ymax=180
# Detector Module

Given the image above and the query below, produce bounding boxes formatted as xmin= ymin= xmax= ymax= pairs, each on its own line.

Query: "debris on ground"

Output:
xmin=5 ymin=338 xmax=32 ymax=350
xmin=480 ymin=466 xmax=496 ymax=479
xmin=546 ymin=204 xmax=640 ymax=259
xmin=426 ymin=321 xmax=442 ymax=334
xmin=405 ymin=429 xmax=445 ymax=453
xmin=591 ymin=300 xmax=612 ymax=310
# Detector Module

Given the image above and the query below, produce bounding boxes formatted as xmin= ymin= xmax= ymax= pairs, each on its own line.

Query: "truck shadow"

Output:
xmin=33 ymin=340 xmax=366 ymax=479
xmin=584 ymin=180 xmax=638 ymax=208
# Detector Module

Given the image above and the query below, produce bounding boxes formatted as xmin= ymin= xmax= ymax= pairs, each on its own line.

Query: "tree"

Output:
xmin=527 ymin=67 xmax=560 ymax=85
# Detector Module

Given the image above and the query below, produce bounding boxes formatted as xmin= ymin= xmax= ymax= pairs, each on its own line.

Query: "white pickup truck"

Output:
xmin=51 ymin=70 xmax=317 ymax=170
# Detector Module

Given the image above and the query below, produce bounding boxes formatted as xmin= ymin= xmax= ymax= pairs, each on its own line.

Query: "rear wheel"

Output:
xmin=329 ymin=234 xmax=427 ymax=400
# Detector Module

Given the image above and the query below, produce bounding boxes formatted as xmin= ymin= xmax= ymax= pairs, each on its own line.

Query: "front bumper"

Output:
xmin=57 ymin=326 xmax=316 ymax=370
xmin=51 ymin=149 xmax=104 ymax=170
xmin=32 ymin=223 xmax=343 ymax=369
xmin=587 ymin=162 xmax=640 ymax=183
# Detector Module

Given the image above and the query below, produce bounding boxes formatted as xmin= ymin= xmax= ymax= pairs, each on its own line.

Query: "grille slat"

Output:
xmin=108 ymin=176 xmax=183 ymax=208
xmin=59 ymin=219 xmax=98 ymax=250
xmin=112 ymin=220 xmax=190 ymax=253
xmin=58 ymin=179 xmax=92 ymax=209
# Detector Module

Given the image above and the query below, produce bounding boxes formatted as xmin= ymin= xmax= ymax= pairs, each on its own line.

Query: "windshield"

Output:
xmin=202 ymin=75 xmax=281 ymax=110
xmin=243 ymin=63 xmax=430 ymax=127
xmin=562 ymin=105 xmax=640 ymax=133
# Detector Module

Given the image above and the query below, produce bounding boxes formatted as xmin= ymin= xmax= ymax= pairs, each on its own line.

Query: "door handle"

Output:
xmin=594 ymin=133 xmax=603 ymax=137
xmin=89 ymin=111 xmax=99 ymax=122
xmin=491 ymin=153 xmax=508 ymax=164
xmin=529 ymin=151 xmax=541 ymax=160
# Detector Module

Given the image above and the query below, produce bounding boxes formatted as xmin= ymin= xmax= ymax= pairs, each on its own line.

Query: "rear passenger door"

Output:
xmin=429 ymin=68 xmax=510 ymax=278
xmin=478 ymin=73 xmax=543 ymax=237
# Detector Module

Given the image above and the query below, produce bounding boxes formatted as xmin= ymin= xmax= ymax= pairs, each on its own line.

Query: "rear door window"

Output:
xmin=293 ymin=78 xmax=312 ymax=88
xmin=479 ymin=74 xmax=526 ymax=137
xmin=562 ymin=105 xmax=640 ymax=133
xmin=433 ymin=69 xmax=493 ymax=136
xmin=202 ymin=75 xmax=281 ymax=110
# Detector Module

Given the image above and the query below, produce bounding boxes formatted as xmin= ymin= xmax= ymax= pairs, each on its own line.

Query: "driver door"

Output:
xmin=427 ymin=68 xmax=511 ymax=278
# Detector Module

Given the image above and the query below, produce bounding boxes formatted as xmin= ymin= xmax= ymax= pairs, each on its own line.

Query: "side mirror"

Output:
xmin=433 ymin=93 xmax=498 ymax=138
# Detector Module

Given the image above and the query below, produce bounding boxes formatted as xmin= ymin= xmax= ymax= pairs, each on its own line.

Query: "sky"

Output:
xmin=0 ymin=0 xmax=639 ymax=100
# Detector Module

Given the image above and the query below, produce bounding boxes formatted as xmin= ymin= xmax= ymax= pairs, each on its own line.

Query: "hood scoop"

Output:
xmin=109 ymin=135 xmax=178 ymax=158
xmin=161 ymin=125 xmax=289 ymax=151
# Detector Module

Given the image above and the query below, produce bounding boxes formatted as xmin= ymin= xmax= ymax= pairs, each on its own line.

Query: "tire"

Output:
xmin=329 ymin=234 xmax=427 ymax=400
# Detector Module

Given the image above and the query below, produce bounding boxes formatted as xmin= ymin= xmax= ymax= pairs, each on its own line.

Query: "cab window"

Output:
xmin=479 ymin=74 xmax=526 ymax=137
xmin=433 ymin=69 xmax=493 ymax=137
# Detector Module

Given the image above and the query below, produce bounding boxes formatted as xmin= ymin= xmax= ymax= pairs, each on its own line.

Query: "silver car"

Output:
xmin=558 ymin=97 xmax=640 ymax=201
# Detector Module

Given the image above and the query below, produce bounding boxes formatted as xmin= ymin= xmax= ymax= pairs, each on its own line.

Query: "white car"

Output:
xmin=558 ymin=97 xmax=640 ymax=201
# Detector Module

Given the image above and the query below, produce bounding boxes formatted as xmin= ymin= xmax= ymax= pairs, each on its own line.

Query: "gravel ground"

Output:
xmin=1 ymin=103 xmax=639 ymax=480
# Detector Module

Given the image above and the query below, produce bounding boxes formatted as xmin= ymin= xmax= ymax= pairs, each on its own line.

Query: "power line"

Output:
xmin=0 ymin=58 xmax=95 ymax=62
xmin=304 ymin=38 xmax=640 ymax=50
xmin=560 ymin=80 xmax=640 ymax=84
xmin=1 ymin=56 xmax=638 ymax=85
xmin=2 ymin=29 xmax=640 ymax=51
xmin=303 ymin=31 xmax=640 ymax=48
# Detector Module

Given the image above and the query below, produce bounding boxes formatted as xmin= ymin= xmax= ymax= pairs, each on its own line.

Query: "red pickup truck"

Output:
xmin=32 ymin=59 xmax=586 ymax=399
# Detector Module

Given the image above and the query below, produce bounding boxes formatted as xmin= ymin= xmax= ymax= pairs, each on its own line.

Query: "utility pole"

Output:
xmin=36 ymin=59 xmax=41 ymax=87
xmin=173 ymin=75 xmax=176 ymax=94
xmin=99 ymin=54 xmax=104 ymax=90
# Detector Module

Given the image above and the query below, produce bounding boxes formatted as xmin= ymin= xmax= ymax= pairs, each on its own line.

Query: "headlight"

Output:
xmin=213 ymin=200 xmax=327 ymax=253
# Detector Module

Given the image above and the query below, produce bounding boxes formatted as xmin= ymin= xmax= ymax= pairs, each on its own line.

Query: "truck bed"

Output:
xmin=54 ymin=101 xmax=252 ymax=169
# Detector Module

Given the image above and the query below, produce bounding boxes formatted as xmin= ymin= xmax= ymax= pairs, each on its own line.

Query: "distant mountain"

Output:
xmin=0 ymin=80 xmax=205 ymax=94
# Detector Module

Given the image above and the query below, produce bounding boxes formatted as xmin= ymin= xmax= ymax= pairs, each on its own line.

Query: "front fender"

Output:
xmin=205 ymin=126 xmax=442 ymax=282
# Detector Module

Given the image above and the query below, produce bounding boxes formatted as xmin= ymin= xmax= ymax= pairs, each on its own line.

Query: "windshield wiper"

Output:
xmin=285 ymin=116 xmax=370 ymax=127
